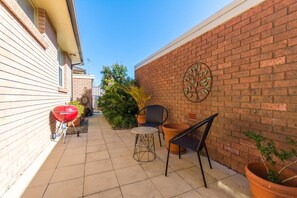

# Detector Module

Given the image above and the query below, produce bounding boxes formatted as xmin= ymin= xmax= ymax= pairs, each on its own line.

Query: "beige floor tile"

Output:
xmin=84 ymin=171 xmax=119 ymax=196
xmin=121 ymin=179 xmax=162 ymax=198
xmin=104 ymin=137 xmax=122 ymax=143
xmin=46 ymin=148 xmax=65 ymax=159
xmin=155 ymin=148 xmax=172 ymax=161
xmin=174 ymin=190 xmax=203 ymax=198
xmin=66 ymin=141 xmax=87 ymax=149
xmin=50 ymin=164 xmax=84 ymax=183
xmin=87 ymin=144 xmax=107 ymax=153
xmin=167 ymin=157 xmax=195 ymax=171
xmin=21 ymin=185 xmax=47 ymax=198
xmin=151 ymin=172 xmax=192 ymax=198
xmin=141 ymin=159 xmax=173 ymax=178
xmin=87 ymin=139 xmax=106 ymax=146
xmin=28 ymin=169 xmax=55 ymax=187
xmin=112 ymin=155 xmax=138 ymax=169
xmin=106 ymin=142 xmax=127 ymax=150
xmin=184 ymin=154 xmax=236 ymax=180
xmin=85 ymin=188 xmax=123 ymax=198
xmin=63 ymin=146 xmax=86 ymax=155
xmin=43 ymin=177 xmax=83 ymax=198
xmin=108 ymin=148 xmax=131 ymax=158
xmin=39 ymin=157 xmax=60 ymax=171
xmin=115 ymin=165 xmax=148 ymax=186
xmin=85 ymin=159 xmax=113 ymax=176
xmin=86 ymin=150 xmax=110 ymax=162
xmin=177 ymin=166 xmax=217 ymax=188
xmin=197 ymin=174 xmax=251 ymax=198
xmin=58 ymin=153 xmax=85 ymax=167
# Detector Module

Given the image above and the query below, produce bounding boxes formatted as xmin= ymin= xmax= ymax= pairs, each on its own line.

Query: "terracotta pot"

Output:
xmin=245 ymin=162 xmax=297 ymax=198
xmin=162 ymin=123 xmax=190 ymax=154
xmin=137 ymin=114 xmax=146 ymax=125
xmin=68 ymin=115 xmax=81 ymax=127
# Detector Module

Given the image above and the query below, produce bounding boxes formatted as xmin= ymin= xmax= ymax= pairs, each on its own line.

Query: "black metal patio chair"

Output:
xmin=137 ymin=105 xmax=168 ymax=147
xmin=165 ymin=113 xmax=219 ymax=188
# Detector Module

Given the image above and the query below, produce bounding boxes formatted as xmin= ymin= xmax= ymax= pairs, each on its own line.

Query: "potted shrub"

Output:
xmin=245 ymin=131 xmax=297 ymax=198
xmin=125 ymin=85 xmax=150 ymax=124
xmin=68 ymin=100 xmax=84 ymax=127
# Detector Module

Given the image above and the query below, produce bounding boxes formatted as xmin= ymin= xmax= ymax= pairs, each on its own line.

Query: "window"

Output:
xmin=16 ymin=0 xmax=36 ymax=24
xmin=58 ymin=49 xmax=64 ymax=87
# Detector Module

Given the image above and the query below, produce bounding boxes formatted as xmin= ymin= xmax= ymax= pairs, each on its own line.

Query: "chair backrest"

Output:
xmin=142 ymin=105 xmax=168 ymax=124
xmin=196 ymin=113 xmax=218 ymax=151
xmin=170 ymin=113 xmax=218 ymax=151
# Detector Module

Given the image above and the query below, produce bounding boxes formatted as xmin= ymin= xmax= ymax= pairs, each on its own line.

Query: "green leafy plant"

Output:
xmin=124 ymin=85 xmax=150 ymax=113
xmin=98 ymin=64 xmax=138 ymax=129
xmin=68 ymin=100 xmax=84 ymax=116
xmin=246 ymin=131 xmax=297 ymax=184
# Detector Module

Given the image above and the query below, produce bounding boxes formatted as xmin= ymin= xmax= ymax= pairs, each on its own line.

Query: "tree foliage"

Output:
xmin=98 ymin=63 xmax=137 ymax=129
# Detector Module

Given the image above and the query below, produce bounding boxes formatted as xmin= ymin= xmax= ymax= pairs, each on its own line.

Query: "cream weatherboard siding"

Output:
xmin=0 ymin=3 xmax=72 ymax=196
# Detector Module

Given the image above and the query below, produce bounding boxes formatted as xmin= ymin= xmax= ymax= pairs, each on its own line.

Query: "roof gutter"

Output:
xmin=66 ymin=0 xmax=84 ymax=65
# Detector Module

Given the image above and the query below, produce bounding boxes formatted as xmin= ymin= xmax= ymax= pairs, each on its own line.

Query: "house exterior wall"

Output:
xmin=0 ymin=2 xmax=72 ymax=196
xmin=73 ymin=76 xmax=94 ymax=107
xmin=135 ymin=0 xmax=297 ymax=173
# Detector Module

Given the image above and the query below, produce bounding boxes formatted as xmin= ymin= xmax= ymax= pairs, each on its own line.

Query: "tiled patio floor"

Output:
xmin=22 ymin=114 xmax=251 ymax=198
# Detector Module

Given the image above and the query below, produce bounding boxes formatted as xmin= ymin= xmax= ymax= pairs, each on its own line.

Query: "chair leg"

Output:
xmin=161 ymin=127 xmax=165 ymax=140
xmin=197 ymin=151 xmax=207 ymax=188
xmin=178 ymin=146 xmax=181 ymax=159
xmin=157 ymin=129 xmax=162 ymax=147
xmin=133 ymin=134 xmax=138 ymax=155
xmin=204 ymin=145 xmax=212 ymax=169
xmin=165 ymin=143 xmax=171 ymax=176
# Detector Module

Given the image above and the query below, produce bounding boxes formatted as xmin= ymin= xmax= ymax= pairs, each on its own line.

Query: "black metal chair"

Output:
xmin=137 ymin=105 xmax=168 ymax=147
xmin=165 ymin=113 xmax=218 ymax=188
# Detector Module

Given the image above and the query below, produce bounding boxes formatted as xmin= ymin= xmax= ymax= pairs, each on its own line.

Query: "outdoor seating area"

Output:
xmin=22 ymin=114 xmax=251 ymax=198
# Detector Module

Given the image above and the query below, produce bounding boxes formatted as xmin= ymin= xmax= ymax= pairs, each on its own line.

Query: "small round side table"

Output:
xmin=131 ymin=126 xmax=158 ymax=162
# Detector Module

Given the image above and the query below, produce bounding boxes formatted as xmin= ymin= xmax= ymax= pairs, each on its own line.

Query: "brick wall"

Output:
xmin=73 ymin=77 xmax=93 ymax=107
xmin=135 ymin=0 xmax=297 ymax=173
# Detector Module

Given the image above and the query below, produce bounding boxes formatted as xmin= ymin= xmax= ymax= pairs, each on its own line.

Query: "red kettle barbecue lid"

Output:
xmin=52 ymin=105 xmax=78 ymax=123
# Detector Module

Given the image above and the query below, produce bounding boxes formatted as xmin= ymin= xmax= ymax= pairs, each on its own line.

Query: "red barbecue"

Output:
xmin=52 ymin=105 xmax=79 ymax=143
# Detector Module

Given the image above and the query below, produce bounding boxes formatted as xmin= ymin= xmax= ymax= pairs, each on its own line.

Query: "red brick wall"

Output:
xmin=135 ymin=0 xmax=297 ymax=173
xmin=73 ymin=77 xmax=93 ymax=106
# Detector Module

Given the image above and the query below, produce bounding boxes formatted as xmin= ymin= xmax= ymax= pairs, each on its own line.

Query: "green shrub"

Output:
xmin=68 ymin=100 xmax=84 ymax=116
xmin=98 ymin=64 xmax=138 ymax=129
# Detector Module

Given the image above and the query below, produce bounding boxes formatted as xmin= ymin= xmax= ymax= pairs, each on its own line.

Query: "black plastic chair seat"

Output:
xmin=171 ymin=136 xmax=200 ymax=151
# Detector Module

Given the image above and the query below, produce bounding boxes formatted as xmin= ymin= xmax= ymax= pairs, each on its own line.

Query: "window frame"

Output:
xmin=58 ymin=48 xmax=65 ymax=88
xmin=15 ymin=0 xmax=38 ymax=27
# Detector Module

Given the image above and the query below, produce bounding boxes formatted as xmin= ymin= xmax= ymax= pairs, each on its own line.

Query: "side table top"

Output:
xmin=131 ymin=126 xmax=158 ymax=135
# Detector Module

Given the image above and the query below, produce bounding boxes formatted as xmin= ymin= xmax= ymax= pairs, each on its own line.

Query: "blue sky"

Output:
xmin=75 ymin=0 xmax=233 ymax=85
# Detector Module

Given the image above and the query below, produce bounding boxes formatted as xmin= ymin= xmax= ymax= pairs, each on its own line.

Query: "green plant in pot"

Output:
xmin=68 ymin=100 xmax=84 ymax=127
xmin=245 ymin=131 xmax=297 ymax=198
xmin=124 ymin=85 xmax=150 ymax=124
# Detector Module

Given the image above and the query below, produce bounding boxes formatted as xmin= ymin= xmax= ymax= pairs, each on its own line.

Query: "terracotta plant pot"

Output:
xmin=245 ymin=162 xmax=297 ymax=198
xmin=68 ymin=115 xmax=81 ymax=127
xmin=162 ymin=123 xmax=190 ymax=154
xmin=137 ymin=114 xmax=146 ymax=125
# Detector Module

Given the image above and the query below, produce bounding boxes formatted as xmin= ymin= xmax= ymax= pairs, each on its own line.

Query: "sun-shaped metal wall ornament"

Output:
xmin=182 ymin=62 xmax=213 ymax=103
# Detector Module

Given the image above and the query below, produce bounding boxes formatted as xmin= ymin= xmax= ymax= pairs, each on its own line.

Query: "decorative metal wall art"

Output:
xmin=182 ymin=62 xmax=212 ymax=103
